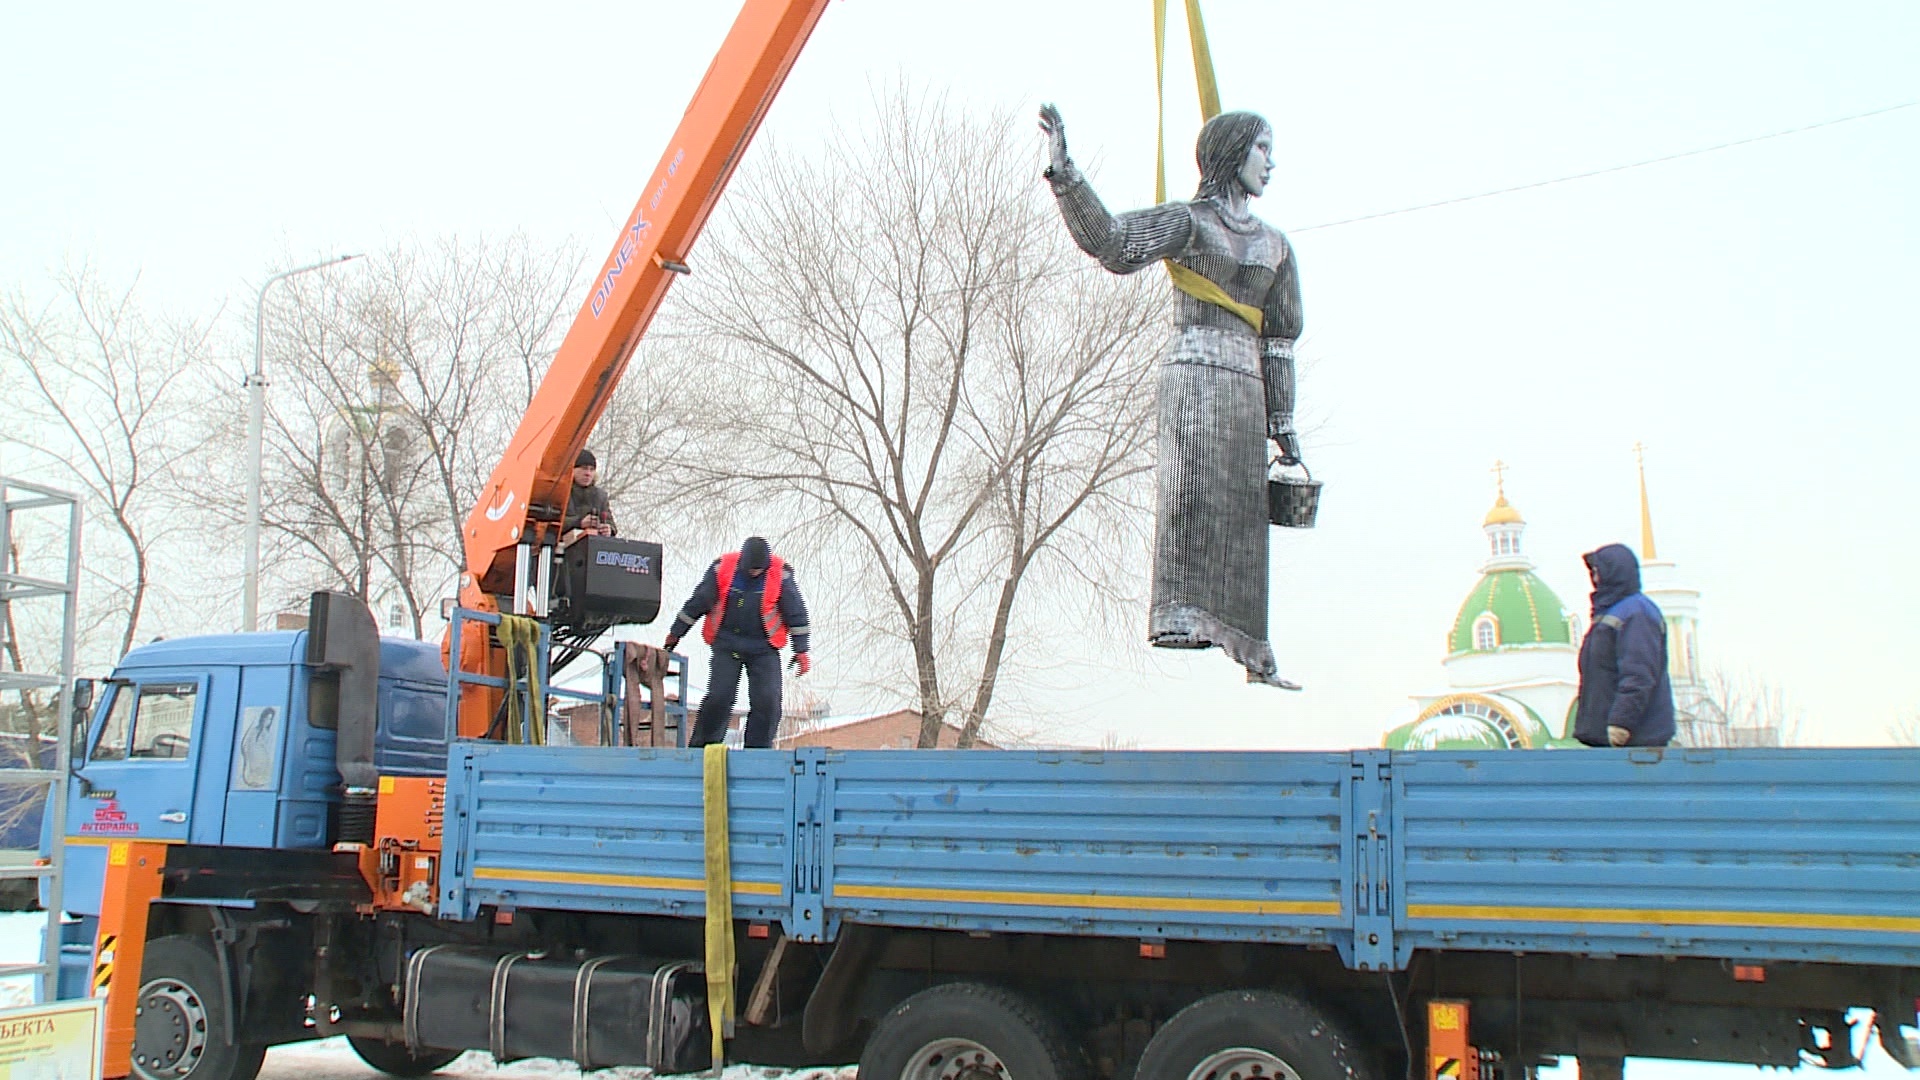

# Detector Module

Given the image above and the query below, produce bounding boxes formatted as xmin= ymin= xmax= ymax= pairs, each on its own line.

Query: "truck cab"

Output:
xmin=52 ymin=629 xmax=448 ymax=919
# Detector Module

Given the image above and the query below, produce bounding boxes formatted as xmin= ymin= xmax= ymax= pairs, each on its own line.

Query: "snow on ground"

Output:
xmin=4 ymin=913 xmax=1915 ymax=1079
xmin=263 ymin=1039 xmax=852 ymax=1080
xmin=0 ymin=913 xmax=851 ymax=1080
xmin=0 ymin=908 xmax=49 ymax=1006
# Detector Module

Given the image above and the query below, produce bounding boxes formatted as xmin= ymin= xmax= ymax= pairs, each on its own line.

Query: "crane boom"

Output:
xmin=459 ymin=0 xmax=831 ymax=604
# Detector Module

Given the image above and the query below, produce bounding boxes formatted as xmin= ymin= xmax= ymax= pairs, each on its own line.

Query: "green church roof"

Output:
xmin=1385 ymin=719 xmax=1511 ymax=751
xmin=1382 ymin=693 xmax=1580 ymax=751
xmin=1448 ymin=568 xmax=1574 ymax=654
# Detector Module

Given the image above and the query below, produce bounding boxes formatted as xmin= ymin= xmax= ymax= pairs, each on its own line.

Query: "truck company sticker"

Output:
xmin=592 ymin=149 xmax=685 ymax=317
xmin=593 ymin=550 xmax=654 ymax=575
xmin=78 ymin=801 xmax=138 ymax=836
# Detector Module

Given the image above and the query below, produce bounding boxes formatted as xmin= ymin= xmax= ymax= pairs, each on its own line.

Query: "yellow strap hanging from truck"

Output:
xmin=702 ymin=744 xmax=736 ymax=1071
xmin=1154 ymin=0 xmax=1263 ymax=333
xmin=497 ymin=615 xmax=546 ymax=744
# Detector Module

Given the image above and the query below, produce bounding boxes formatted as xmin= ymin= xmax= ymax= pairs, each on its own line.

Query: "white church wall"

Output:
xmin=1443 ymin=647 xmax=1578 ymax=691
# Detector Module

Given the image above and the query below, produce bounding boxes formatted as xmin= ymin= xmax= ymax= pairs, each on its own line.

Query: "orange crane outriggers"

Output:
xmin=450 ymin=0 xmax=832 ymax=739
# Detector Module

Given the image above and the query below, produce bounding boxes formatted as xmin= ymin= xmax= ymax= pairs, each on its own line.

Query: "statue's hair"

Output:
xmin=1193 ymin=111 xmax=1272 ymax=201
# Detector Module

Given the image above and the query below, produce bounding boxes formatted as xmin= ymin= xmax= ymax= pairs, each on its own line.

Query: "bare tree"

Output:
xmin=641 ymin=86 xmax=1162 ymax=747
xmin=0 ymin=269 xmax=215 ymax=852
xmin=0 ymin=543 xmax=57 ymax=780
xmin=590 ymin=337 xmax=717 ymax=537
xmin=1689 ymin=667 xmax=1805 ymax=747
xmin=1890 ymin=712 xmax=1920 ymax=747
xmin=243 ymin=236 xmax=583 ymax=634
xmin=0 ymin=267 xmax=216 ymax=659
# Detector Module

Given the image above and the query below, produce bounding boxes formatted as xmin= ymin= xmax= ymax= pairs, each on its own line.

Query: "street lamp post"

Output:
xmin=242 ymin=254 xmax=363 ymax=632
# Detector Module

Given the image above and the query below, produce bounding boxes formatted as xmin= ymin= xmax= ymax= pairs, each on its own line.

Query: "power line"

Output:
xmin=1293 ymin=99 xmax=1918 ymax=234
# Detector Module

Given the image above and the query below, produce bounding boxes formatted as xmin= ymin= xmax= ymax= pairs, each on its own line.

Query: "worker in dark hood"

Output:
xmin=1573 ymin=543 xmax=1675 ymax=748
xmin=664 ymin=536 xmax=811 ymax=748
xmin=562 ymin=449 xmax=616 ymax=543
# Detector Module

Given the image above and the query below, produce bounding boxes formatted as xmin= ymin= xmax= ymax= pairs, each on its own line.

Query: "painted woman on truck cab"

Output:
xmin=1039 ymin=104 xmax=1305 ymax=689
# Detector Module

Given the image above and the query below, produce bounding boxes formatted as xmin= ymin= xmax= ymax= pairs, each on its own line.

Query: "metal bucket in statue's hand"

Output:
xmin=1268 ymin=460 xmax=1320 ymax=529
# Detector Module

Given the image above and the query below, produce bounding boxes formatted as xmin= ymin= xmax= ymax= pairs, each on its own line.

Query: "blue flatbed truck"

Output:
xmin=43 ymin=593 xmax=1920 ymax=1080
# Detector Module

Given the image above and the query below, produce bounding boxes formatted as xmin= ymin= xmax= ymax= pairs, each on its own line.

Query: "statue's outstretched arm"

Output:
xmin=1040 ymin=104 xmax=1191 ymax=275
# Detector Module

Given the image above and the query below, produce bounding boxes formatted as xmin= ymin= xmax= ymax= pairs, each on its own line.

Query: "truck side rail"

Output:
xmin=812 ymin=748 xmax=1353 ymax=951
xmin=441 ymin=742 xmax=795 ymax=927
xmin=1392 ymin=746 xmax=1920 ymax=966
xmin=438 ymin=744 xmax=1920 ymax=971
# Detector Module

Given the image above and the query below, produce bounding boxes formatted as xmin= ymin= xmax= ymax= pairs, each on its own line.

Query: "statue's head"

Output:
xmin=1194 ymin=111 xmax=1274 ymax=200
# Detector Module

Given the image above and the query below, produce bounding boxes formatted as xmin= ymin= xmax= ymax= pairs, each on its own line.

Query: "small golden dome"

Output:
xmin=1483 ymin=496 xmax=1523 ymax=527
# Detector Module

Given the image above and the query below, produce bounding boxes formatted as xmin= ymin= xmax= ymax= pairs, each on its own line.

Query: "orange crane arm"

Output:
xmin=459 ymin=0 xmax=831 ymax=605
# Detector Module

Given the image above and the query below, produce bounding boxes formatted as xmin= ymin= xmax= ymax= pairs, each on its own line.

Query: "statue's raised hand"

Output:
xmin=1037 ymin=103 xmax=1071 ymax=175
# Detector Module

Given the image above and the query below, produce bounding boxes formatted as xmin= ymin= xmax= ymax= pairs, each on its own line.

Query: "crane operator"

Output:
xmin=562 ymin=449 xmax=616 ymax=544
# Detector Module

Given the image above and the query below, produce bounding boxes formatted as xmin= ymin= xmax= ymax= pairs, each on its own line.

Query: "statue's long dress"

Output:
xmin=1052 ymin=177 xmax=1302 ymax=684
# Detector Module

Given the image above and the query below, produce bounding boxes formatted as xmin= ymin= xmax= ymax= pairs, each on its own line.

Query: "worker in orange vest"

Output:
xmin=664 ymin=537 xmax=811 ymax=748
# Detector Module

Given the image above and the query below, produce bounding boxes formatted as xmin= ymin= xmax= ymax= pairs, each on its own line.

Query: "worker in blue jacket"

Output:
xmin=664 ymin=536 xmax=811 ymax=748
xmin=1573 ymin=543 xmax=1676 ymax=748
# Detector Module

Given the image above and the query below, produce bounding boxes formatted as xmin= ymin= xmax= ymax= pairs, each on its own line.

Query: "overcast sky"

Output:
xmin=2 ymin=2 xmax=1916 ymax=753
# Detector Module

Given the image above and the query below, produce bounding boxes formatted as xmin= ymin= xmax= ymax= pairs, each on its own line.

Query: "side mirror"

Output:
xmin=68 ymin=679 xmax=94 ymax=768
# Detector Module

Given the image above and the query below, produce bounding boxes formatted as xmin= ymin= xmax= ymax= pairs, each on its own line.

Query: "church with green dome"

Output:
xmin=1382 ymin=454 xmax=1750 ymax=751
xmin=1446 ymin=495 xmax=1576 ymax=657
xmin=1384 ymin=468 xmax=1584 ymax=750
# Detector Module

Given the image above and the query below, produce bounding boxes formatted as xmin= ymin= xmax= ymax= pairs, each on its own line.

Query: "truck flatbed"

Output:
xmin=444 ymin=743 xmax=1920 ymax=970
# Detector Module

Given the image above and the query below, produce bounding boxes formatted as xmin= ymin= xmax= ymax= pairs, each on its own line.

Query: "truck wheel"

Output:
xmin=859 ymin=983 xmax=1086 ymax=1080
xmin=347 ymin=1037 xmax=463 ymax=1077
xmin=1132 ymin=991 xmax=1369 ymax=1080
xmin=131 ymin=936 xmax=266 ymax=1080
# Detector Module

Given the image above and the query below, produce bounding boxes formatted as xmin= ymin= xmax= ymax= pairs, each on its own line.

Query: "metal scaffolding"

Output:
xmin=0 ymin=476 xmax=81 ymax=998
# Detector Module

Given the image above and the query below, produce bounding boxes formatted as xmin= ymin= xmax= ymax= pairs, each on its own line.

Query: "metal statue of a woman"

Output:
xmin=1039 ymin=104 xmax=1304 ymax=689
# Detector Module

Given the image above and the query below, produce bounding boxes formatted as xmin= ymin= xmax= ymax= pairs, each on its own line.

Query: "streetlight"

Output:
xmin=242 ymin=253 xmax=363 ymax=632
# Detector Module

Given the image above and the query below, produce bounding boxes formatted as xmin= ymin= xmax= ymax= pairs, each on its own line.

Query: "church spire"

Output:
xmin=1481 ymin=460 xmax=1528 ymax=569
xmin=1483 ymin=459 xmax=1521 ymax=526
xmin=1634 ymin=442 xmax=1657 ymax=561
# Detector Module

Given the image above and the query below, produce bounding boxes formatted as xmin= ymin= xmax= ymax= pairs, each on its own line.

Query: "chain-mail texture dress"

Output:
xmin=1048 ymin=159 xmax=1302 ymax=686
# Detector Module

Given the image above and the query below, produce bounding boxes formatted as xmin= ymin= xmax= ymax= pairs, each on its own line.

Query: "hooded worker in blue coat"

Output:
xmin=1573 ymin=543 xmax=1676 ymax=748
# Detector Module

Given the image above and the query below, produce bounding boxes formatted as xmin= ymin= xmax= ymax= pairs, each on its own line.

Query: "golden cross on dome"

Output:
xmin=1490 ymin=459 xmax=1508 ymax=499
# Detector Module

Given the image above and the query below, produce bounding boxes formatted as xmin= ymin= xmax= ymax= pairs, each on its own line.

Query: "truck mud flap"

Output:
xmin=402 ymin=944 xmax=708 ymax=1072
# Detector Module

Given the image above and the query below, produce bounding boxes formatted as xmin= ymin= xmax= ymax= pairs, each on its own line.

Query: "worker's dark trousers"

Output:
xmin=690 ymin=647 xmax=782 ymax=748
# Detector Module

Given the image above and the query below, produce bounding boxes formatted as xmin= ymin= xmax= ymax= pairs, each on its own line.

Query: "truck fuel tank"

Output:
xmin=403 ymin=945 xmax=707 ymax=1072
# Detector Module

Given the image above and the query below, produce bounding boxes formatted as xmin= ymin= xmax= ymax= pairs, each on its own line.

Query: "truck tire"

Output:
xmin=858 ymin=982 xmax=1086 ymax=1080
xmin=131 ymin=936 xmax=267 ymax=1080
xmin=1132 ymin=990 xmax=1370 ymax=1080
xmin=346 ymin=1037 xmax=463 ymax=1077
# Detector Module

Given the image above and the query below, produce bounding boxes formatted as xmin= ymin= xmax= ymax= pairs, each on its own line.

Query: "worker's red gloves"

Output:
xmin=793 ymin=652 xmax=812 ymax=676
xmin=663 ymin=634 xmax=681 ymax=653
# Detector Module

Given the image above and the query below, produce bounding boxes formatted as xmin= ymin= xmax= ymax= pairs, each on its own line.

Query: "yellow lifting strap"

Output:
xmin=1167 ymin=262 xmax=1265 ymax=333
xmin=702 ymin=744 xmax=736 ymax=1071
xmin=1153 ymin=0 xmax=1263 ymax=334
xmin=497 ymin=615 xmax=546 ymax=744
xmin=1154 ymin=0 xmax=1222 ymax=203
